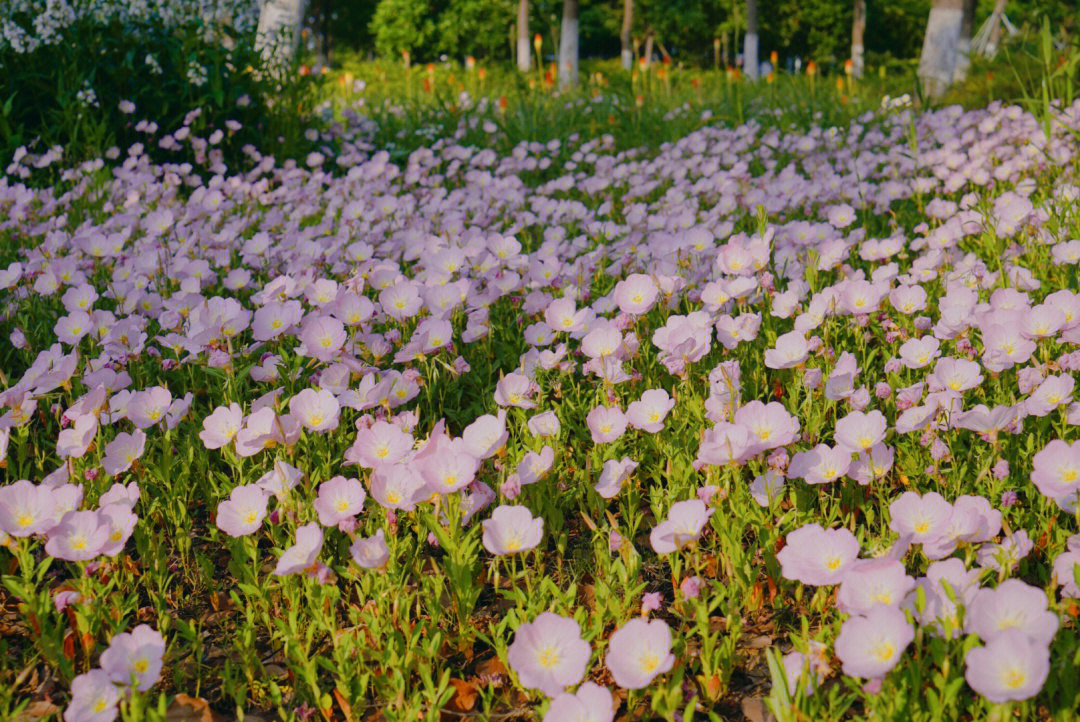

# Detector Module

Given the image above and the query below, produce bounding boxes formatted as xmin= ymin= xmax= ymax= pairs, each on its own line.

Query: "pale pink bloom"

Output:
xmin=199 ymin=403 xmax=243 ymax=449
xmin=735 ymin=401 xmax=801 ymax=452
xmin=544 ymin=682 xmax=614 ymax=722
xmin=254 ymin=460 xmax=304 ymax=499
xmin=462 ymin=411 xmax=508 ymax=460
xmin=273 ymin=523 xmax=324 ymax=576
xmin=595 ymin=457 xmax=638 ymax=499
xmin=350 ymin=528 xmax=390 ymax=569
xmin=289 ymin=388 xmax=340 ymax=432
xmin=586 ymin=406 xmax=627 ymax=444
xmin=369 ymin=463 xmax=428 ymax=510
xmin=764 ymin=331 xmax=809 ymax=369
xmin=606 ymin=618 xmax=675 ymax=689
xmin=418 ymin=443 xmax=480 ymax=494
xmin=834 ymin=607 xmax=913 ymax=678
xmin=931 ymin=357 xmax=983 ymax=393
xmin=614 ymin=273 xmax=659 ymax=315
xmin=889 ymin=491 xmax=952 ymax=543
xmin=777 ymin=523 xmax=860 ymax=586
xmin=98 ymin=504 xmax=138 ymax=557
xmin=965 ymin=579 xmax=1059 ymax=645
xmin=482 ymin=505 xmax=544 ymax=555
xmin=508 ymin=612 xmax=590 ymax=698
xmin=313 ymin=476 xmax=367 ymax=526
xmin=516 ymin=447 xmax=555 ymax=485
xmin=101 ymin=431 xmax=146 ymax=476
xmin=0 ymin=479 xmax=58 ymax=537
xmin=99 ymin=624 xmax=165 ymax=691
xmin=127 ymin=386 xmax=172 ymax=429
xmin=836 ymin=558 xmax=916 ymax=615
xmin=45 ymin=510 xmax=110 ymax=561
xmin=544 ymin=297 xmax=588 ymax=333
xmin=57 ymin=414 xmax=98 ymax=459
xmin=898 ymin=336 xmax=940 ymax=369
xmin=964 ymin=630 xmax=1049 ymax=703
xmin=649 ymin=499 xmax=713 ymax=554
xmin=215 ymin=485 xmax=269 ymax=537
xmin=834 ymin=410 xmax=887 ymax=452
xmin=626 ymin=389 xmax=675 ymax=434
xmin=64 ymin=669 xmax=121 ymax=722
xmin=788 ymin=444 xmax=852 ymax=485
xmin=348 ymin=420 xmax=414 ymax=468
xmin=98 ymin=481 xmax=139 ymax=508
xmin=527 ymin=410 xmax=561 ymax=438
xmin=494 ymin=373 xmax=536 ymax=409
xmin=300 ymin=315 xmax=346 ymax=362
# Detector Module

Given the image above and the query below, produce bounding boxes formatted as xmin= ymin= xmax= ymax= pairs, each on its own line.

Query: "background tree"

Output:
xmin=256 ymin=0 xmax=310 ymax=71
xmin=371 ymin=0 xmax=442 ymax=60
xmin=918 ymin=0 xmax=964 ymax=96
xmin=559 ymin=0 xmax=580 ymax=86
xmin=518 ymin=0 xmax=531 ymax=71
xmin=620 ymin=0 xmax=633 ymax=69
xmin=745 ymin=0 xmax=758 ymax=79
xmin=851 ymin=0 xmax=865 ymax=76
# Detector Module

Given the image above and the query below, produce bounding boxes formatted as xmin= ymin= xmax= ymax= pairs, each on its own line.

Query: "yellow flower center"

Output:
xmin=536 ymin=646 xmax=561 ymax=669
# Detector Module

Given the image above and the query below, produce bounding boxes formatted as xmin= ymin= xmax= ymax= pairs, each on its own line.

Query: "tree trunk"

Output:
xmin=918 ymin=0 xmax=964 ymax=97
xmin=986 ymin=0 xmax=1008 ymax=55
xmin=953 ymin=0 xmax=977 ymax=82
xmin=851 ymin=0 xmax=866 ymax=78
xmin=255 ymin=0 xmax=309 ymax=73
xmin=643 ymin=31 xmax=654 ymax=69
xmin=621 ymin=0 xmax=634 ymax=70
xmin=517 ymin=0 xmax=531 ymax=72
xmin=745 ymin=0 xmax=759 ymax=81
xmin=558 ymin=0 xmax=579 ymax=88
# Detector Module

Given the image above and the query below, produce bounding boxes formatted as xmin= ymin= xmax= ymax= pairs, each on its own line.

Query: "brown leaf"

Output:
xmin=444 ymin=679 xmax=477 ymax=713
xmin=476 ymin=657 xmax=506 ymax=678
xmin=741 ymin=697 xmax=776 ymax=722
xmin=62 ymin=633 xmax=76 ymax=661
xmin=14 ymin=700 xmax=60 ymax=722
xmin=165 ymin=694 xmax=226 ymax=722
xmin=332 ymin=688 xmax=354 ymax=722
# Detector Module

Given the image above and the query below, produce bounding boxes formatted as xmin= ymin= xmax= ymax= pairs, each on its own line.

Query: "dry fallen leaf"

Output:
xmin=165 ymin=694 xmax=226 ymax=722
xmin=444 ymin=678 xmax=478 ymax=713
xmin=14 ymin=700 xmax=60 ymax=722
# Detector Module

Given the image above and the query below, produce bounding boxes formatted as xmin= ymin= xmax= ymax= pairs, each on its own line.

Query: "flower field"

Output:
xmin=3 ymin=81 xmax=1080 ymax=721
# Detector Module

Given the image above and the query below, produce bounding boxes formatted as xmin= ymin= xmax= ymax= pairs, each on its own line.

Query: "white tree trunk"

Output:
xmin=851 ymin=0 xmax=866 ymax=78
xmin=517 ymin=0 xmax=531 ymax=72
xmin=255 ymin=0 xmax=309 ymax=73
xmin=918 ymin=0 xmax=964 ymax=97
xmin=620 ymin=0 xmax=634 ymax=70
xmin=558 ymin=0 xmax=579 ymax=88
xmin=744 ymin=0 xmax=759 ymax=81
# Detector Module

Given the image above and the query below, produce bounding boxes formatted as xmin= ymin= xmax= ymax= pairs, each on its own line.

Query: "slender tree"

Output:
xmin=918 ymin=0 xmax=965 ymax=97
xmin=558 ymin=0 xmax=579 ymax=88
xmin=744 ymin=0 xmax=759 ymax=80
xmin=255 ymin=0 xmax=310 ymax=72
xmin=986 ymin=0 xmax=1009 ymax=56
xmin=851 ymin=0 xmax=866 ymax=78
xmin=621 ymin=0 xmax=634 ymax=70
xmin=517 ymin=0 xmax=531 ymax=72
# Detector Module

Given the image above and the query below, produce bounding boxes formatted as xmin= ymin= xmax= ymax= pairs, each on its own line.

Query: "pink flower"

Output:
xmin=836 ymin=558 xmax=915 ymax=615
xmin=834 ymin=410 xmax=887 ymax=452
xmin=626 ymin=389 xmax=675 ymax=434
xmin=735 ymin=401 xmax=801 ymax=452
xmin=313 ymin=476 xmax=366 ymax=526
xmin=964 ymin=630 xmax=1049 ymax=703
xmin=215 ymin=485 xmax=269 ymax=537
xmin=613 ymin=273 xmax=658 ymax=315
xmin=57 ymin=414 xmax=98 ymax=459
xmin=965 ymin=579 xmax=1059 ymax=645
xmin=777 ymin=523 xmax=859 ymax=586
xmin=507 ymin=612 xmax=591 ymax=698
xmin=586 ymin=406 xmax=627 ymax=444
xmin=98 ymin=504 xmax=138 ymax=557
xmin=418 ymin=443 xmax=480 ymax=494
xmin=199 ymin=403 xmax=243 ymax=449
xmin=788 ymin=443 xmax=852 ymax=485
xmin=527 ymin=410 xmax=561 ymax=438
xmin=0 ymin=479 xmax=58 ymax=537
xmin=606 ymin=618 xmax=675 ymax=689
xmin=99 ymin=624 xmax=165 ymax=691
xmin=1030 ymin=439 xmax=1080 ymax=503
xmin=649 ymin=499 xmax=712 ymax=554
xmin=764 ymin=331 xmax=809 ymax=369
xmin=462 ymin=411 xmax=508 ymax=460
xmin=482 ymin=505 xmax=543 ymax=555
xmin=289 ymin=388 xmax=340 ymax=432
xmin=347 ymin=420 xmax=414 ymax=469
xmin=369 ymin=463 xmax=428 ymax=511
xmin=494 ymin=373 xmax=536 ymax=409
xmin=889 ymin=491 xmax=952 ymax=543
xmin=127 ymin=386 xmax=172 ymax=429
xmin=544 ymin=682 xmax=614 ymax=722
xmin=350 ymin=528 xmax=390 ymax=569
xmin=300 ymin=315 xmax=346 ymax=362
xmin=595 ymin=457 xmax=638 ymax=499
xmin=834 ymin=606 xmax=913 ymax=678
xmin=45 ymin=510 xmax=110 ymax=561
xmin=101 ymin=430 xmax=146 ymax=476
xmin=273 ymin=523 xmax=324 ymax=576
xmin=64 ymin=669 xmax=120 ymax=722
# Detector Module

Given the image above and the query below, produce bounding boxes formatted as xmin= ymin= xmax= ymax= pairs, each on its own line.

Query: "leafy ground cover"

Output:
xmin=3 ymin=24 xmax=1080 ymax=722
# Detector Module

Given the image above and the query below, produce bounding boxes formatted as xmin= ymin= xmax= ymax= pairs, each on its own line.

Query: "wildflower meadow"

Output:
xmin=3 ymin=1 xmax=1080 ymax=721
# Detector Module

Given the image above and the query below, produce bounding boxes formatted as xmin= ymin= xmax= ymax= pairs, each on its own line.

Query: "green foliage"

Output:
xmin=371 ymin=0 xmax=444 ymax=59
xmin=437 ymin=0 xmax=517 ymax=60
